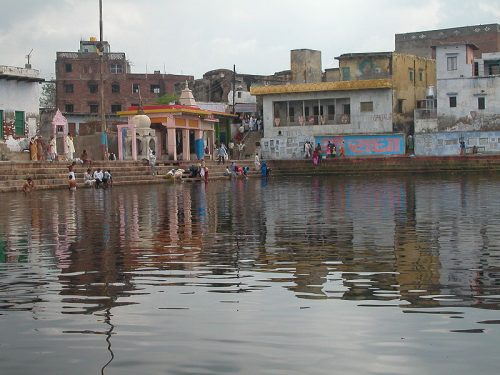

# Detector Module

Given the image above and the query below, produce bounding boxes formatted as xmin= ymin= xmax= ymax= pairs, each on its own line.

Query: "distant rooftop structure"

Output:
xmin=0 ymin=65 xmax=44 ymax=82
xmin=395 ymin=23 xmax=500 ymax=58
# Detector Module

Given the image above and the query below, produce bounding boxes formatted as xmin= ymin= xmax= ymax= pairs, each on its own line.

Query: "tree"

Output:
xmin=40 ymin=80 xmax=56 ymax=109
xmin=156 ymin=93 xmax=178 ymax=105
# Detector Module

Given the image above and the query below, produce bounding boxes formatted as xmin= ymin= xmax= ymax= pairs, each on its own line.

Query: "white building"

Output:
xmin=251 ymin=80 xmax=406 ymax=159
xmin=414 ymin=43 xmax=500 ymax=156
xmin=0 ymin=65 xmax=44 ymax=141
xmin=436 ymin=44 xmax=499 ymax=129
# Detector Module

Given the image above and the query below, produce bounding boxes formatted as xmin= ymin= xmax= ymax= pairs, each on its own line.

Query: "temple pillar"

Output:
xmin=167 ymin=127 xmax=176 ymax=160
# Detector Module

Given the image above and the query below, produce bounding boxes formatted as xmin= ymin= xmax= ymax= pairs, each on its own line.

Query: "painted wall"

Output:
xmin=260 ymin=131 xmax=404 ymax=160
xmin=415 ymin=131 xmax=500 ymax=156
xmin=0 ymin=79 xmax=40 ymax=115
xmin=316 ymin=134 xmax=405 ymax=157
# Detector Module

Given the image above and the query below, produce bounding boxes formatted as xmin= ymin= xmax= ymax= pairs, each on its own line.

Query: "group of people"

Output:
xmin=28 ymin=133 xmax=77 ymax=162
xmin=83 ymin=168 xmax=113 ymax=189
xmin=187 ymin=161 xmax=209 ymax=182
xmin=29 ymin=135 xmax=58 ymax=162
xmin=305 ymin=140 xmax=345 ymax=166
xmin=224 ymin=161 xmax=250 ymax=178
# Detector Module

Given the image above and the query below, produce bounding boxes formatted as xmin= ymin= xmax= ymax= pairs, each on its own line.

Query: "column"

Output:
xmin=182 ymin=129 xmax=190 ymax=161
xmin=167 ymin=127 xmax=176 ymax=161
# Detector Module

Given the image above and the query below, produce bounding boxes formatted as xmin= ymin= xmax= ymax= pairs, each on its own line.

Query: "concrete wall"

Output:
xmin=435 ymin=44 xmax=474 ymax=80
xmin=0 ymin=69 xmax=41 ymax=139
xmin=415 ymin=130 xmax=500 ymax=156
xmin=290 ymin=49 xmax=322 ymax=83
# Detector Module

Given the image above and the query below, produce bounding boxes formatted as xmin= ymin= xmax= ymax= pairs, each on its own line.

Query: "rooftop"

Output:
xmin=250 ymin=79 xmax=392 ymax=95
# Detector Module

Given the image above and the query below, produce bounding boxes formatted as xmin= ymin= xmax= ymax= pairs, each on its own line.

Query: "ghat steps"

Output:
xmin=0 ymin=159 xmax=261 ymax=193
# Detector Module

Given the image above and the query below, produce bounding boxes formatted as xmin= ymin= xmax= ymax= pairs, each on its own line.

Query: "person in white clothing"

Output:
xmin=254 ymin=153 xmax=261 ymax=169
xmin=93 ymin=169 xmax=103 ymax=188
xmin=66 ymin=133 xmax=75 ymax=161
xmin=84 ymin=168 xmax=95 ymax=187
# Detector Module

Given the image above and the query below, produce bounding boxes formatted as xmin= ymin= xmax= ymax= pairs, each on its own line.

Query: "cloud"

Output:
xmin=1 ymin=0 xmax=499 ymax=80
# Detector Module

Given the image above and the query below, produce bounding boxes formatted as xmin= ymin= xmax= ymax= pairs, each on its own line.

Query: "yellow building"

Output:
xmin=336 ymin=52 xmax=436 ymax=132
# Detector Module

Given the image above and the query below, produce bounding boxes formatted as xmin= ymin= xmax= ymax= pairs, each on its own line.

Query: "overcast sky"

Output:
xmin=1 ymin=0 xmax=499 ymax=80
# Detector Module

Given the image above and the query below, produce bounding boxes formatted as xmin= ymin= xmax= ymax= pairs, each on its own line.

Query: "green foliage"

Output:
xmin=156 ymin=93 xmax=178 ymax=105
xmin=40 ymin=81 xmax=56 ymax=109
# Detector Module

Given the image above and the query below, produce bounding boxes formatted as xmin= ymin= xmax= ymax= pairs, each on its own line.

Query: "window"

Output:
xmin=288 ymin=107 xmax=294 ymax=122
xmin=65 ymin=63 xmax=72 ymax=73
xmin=110 ymin=63 xmax=123 ymax=74
xmin=237 ymin=92 xmax=242 ymax=99
xmin=14 ymin=111 xmax=24 ymax=136
xmin=343 ymin=104 xmax=351 ymax=115
xmin=89 ymin=103 xmax=99 ymax=113
xmin=409 ymin=69 xmax=414 ymax=82
xmin=449 ymin=96 xmax=457 ymax=108
xmin=111 ymin=104 xmax=122 ymax=113
xmin=342 ymin=67 xmax=350 ymax=81
xmin=150 ymin=84 xmax=160 ymax=94
xmin=64 ymin=84 xmax=74 ymax=93
xmin=360 ymin=101 xmax=373 ymax=112
xmin=447 ymin=55 xmax=458 ymax=71
xmin=111 ymin=83 xmax=120 ymax=93
xmin=89 ymin=83 xmax=98 ymax=94
xmin=65 ymin=104 xmax=74 ymax=113
xmin=478 ymin=97 xmax=485 ymax=110
xmin=132 ymin=83 xmax=140 ymax=93
xmin=304 ymin=107 xmax=310 ymax=117
xmin=397 ymin=99 xmax=404 ymax=114
xmin=419 ymin=69 xmax=424 ymax=81
xmin=474 ymin=62 xmax=479 ymax=76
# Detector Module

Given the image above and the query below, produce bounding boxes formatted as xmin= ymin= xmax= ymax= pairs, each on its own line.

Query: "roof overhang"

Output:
xmin=250 ymin=79 xmax=393 ymax=96
xmin=0 ymin=74 xmax=44 ymax=83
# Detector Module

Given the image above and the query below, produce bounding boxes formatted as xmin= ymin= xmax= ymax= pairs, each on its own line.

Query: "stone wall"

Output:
xmin=415 ymin=130 xmax=500 ymax=156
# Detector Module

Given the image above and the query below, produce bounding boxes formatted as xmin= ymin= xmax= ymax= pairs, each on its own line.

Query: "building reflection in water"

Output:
xmin=1 ymin=174 xmax=500 ymax=317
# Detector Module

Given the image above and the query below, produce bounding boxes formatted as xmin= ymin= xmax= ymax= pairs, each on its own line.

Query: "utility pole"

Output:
xmin=232 ymin=64 xmax=236 ymax=114
xmin=98 ymin=0 xmax=108 ymax=159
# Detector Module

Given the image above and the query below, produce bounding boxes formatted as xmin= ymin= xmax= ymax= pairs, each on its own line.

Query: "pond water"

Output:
xmin=1 ymin=174 xmax=500 ymax=374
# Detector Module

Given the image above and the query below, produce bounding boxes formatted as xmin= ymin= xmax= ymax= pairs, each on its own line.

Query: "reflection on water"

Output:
xmin=1 ymin=174 xmax=500 ymax=374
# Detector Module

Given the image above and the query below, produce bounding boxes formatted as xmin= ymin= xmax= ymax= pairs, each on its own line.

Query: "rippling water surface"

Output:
xmin=1 ymin=174 xmax=500 ymax=374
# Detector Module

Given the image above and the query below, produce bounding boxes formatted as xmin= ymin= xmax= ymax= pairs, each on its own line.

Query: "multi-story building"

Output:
xmin=251 ymin=49 xmax=435 ymax=159
xmin=0 ymin=64 xmax=44 ymax=141
xmin=55 ymin=38 xmax=192 ymax=135
xmin=414 ymin=43 xmax=500 ymax=156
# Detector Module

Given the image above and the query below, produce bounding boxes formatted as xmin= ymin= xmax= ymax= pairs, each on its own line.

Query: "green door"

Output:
xmin=0 ymin=110 xmax=3 ymax=139
xmin=15 ymin=111 xmax=24 ymax=136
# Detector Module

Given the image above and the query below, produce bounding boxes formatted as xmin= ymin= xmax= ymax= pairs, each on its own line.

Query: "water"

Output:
xmin=1 ymin=174 xmax=500 ymax=374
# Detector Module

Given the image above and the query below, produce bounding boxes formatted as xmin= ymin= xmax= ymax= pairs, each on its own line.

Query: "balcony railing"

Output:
xmin=274 ymin=114 xmax=351 ymax=126
xmin=414 ymin=109 xmax=437 ymax=120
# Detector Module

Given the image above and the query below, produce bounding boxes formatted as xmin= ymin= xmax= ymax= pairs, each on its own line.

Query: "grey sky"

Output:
xmin=1 ymin=0 xmax=499 ymax=80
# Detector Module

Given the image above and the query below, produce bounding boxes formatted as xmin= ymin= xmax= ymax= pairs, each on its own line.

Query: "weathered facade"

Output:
xmin=290 ymin=49 xmax=322 ymax=83
xmin=395 ymin=23 xmax=500 ymax=58
xmin=251 ymin=80 xmax=399 ymax=159
xmin=55 ymin=38 xmax=192 ymax=135
xmin=414 ymin=43 xmax=500 ymax=156
xmin=336 ymin=52 xmax=436 ymax=133
xmin=0 ymin=65 xmax=44 ymax=143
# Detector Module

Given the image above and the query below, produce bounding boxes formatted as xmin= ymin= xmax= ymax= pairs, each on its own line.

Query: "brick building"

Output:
xmin=56 ymin=38 xmax=192 ymax=135
xmin=395 ymin=23 xmax=500 ymax=58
